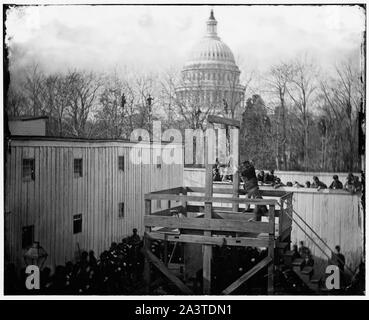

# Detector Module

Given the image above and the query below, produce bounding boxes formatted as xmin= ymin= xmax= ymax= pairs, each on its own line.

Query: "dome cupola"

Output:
xmin=176 ymin=9 xmax=246 ymax=120
xmin=185 ymin=10 xmax=237 ymax=66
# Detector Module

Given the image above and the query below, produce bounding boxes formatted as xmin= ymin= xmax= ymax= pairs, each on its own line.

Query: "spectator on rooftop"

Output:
xmin=293 ymin=181 xmax=304 ymax=188
xmin=257 ymin=170 xmax=265 ymax=184
xmin=312 ymin=176 xmax=327 ymax=190
xmin=273 ymin=177 xmax=285 ymax=189
xmin=353 ymin=176 xmax=362 ymax=193
xmin=329 ymin=175 xmax=343 ymax=190
xmin=264 ymin=170 xmax=275 ymax=184
xmin=344 ymin=173 xmax=355 ymax=192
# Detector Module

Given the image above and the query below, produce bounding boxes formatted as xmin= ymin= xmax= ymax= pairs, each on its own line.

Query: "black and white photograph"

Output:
xmin=1 ymin=1 xmax=366 ymax=299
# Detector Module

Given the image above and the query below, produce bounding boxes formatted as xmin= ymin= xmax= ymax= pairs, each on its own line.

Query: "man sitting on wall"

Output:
xmin=293 ymin=181 xmax=304 ymax=188
xmin=264 ymin=170 xmax=276 ymax=185
xmin=273 ymin=177 xmax=285 ymax=189
xmin=353 ymin=176 xmax=362 ymax=193
xmin=257 ymin=170 xmax=265 ymax=184
xmin=312 ymin=176 xmax=327 ymax=190
xmin=329 ymin=175 xmax=343 ymax=190
xmin=344 ymin=173 xmax=355 ymax=192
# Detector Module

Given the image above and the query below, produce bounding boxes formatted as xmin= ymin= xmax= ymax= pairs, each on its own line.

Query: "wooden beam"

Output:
xmin=146 ymin=232 xmax=271 ymax=247
xmin=280 ymin=191 xmax=294 ymax=201
xmin=222 ymin=256 xmax=272 ymax=295
xmin=279 ymin=199 xmax=285 ymax=239
xmin=213 ymin=211 xmax=254 ymax=220
xmin=145 ymin=193 xmax=278 ymax=205
xmin=207 ymin=115 xmax=241 ymax=128
xmin=279 ymin=226 xmax=292 ymax=241
xmin=232 ymin=127 xmax=240 ymax=212
xmin=182 ymin=188 xmax=188 ymax=214
xmin=187 ymin=186 xmax=291 ymax=199
xmin=259 ymin=188 xmax=291 ymax=197
xmin=143 ymin=249 xmax=193 ymax=295
xmin=144 ymin=215 xmax=270 ymax=233
xmin=143 ymin=199 xmax=152 ymax=293
xmin=152 ymin=205 xmax=183 ymax=216
xmin=203 ymin=123 xmax=213 ymax=295
xmin=268 ymin=205 xmax=275 ymax=295
xmin=213 ymin=209 xmax=281 ymax=218
xmin=186 ymin=204 xmax=205 ymax=213
xmin=186 ymin=186 xmax=247 ymax=195
xmin=150 ymin=187 xmax=184 ymax=195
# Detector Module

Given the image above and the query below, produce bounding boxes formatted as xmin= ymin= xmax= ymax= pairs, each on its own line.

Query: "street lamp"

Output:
xmin=24 ymin=242 xmax=48 ymax=269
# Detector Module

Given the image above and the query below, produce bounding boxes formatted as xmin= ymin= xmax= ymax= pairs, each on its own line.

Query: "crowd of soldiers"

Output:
xmin=256 ymin=170 xmax=363 ymax=193
xmin=5 ymin=229 xmax=145 ymax=295
xmin=213 ymin=159 xmax=363 ymax=194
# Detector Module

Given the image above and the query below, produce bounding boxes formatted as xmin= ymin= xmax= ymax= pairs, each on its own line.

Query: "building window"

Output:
xmin=118 ymin=202 xmax=125 ymax=218
xmin=74 ymin=158 xmax=83 ymax=178
xmin=118 ymin=156 xmax=125 ymax=171
xmin=156 ymin=200 xmax=162 ymax=209
xmin=22 ymin=158 xmax=35 ymax=181
xmin=22 ymin=225 xmax=34 ymax=249
xmin=73 ymin=214 xmax=82 ymax=234
xmin=156 ymin=156 xmax=162 ymax=169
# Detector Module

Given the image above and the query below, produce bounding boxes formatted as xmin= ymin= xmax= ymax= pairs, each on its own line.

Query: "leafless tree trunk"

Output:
xmin=266 ymin=62 xmax=293 ymax=170
xmin=65 ymin=70 xmax=102 ymax=138
xmin=287 ymin=56 xmax=318 ymax=171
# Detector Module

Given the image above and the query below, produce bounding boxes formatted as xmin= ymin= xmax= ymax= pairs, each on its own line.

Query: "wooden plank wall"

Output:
xmin=5 ymin=139 xmax=183 ymax=270
xmin=291 ymin=191 xmax=363 ymax=273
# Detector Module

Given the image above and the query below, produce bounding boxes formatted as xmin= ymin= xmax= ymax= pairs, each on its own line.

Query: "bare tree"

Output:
xmin=95 ymin=73 xmax=128 ymax=139
xmin=6 ymin=84 xmax=27 ymax=117
xmin=319 ymin=59 xmax=362 ymax=171
xmin=42 ymin=74 xmax=71 ymax=136
xmin=286 ymin=56 xmax=319 ymax=170
xmin=21 ymin=64 xmax=46 ymax=116
xmin=65 ymin=70 xmax=102 ymax=138
xmin=265 ymin=62 xmax=293 ymax=170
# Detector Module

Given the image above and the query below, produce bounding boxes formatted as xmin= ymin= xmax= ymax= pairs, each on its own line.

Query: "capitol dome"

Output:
xmin=176 ymin=10 xmax=245 ymax=120
xmin=186 ymin=35 xmax=236 ymax=65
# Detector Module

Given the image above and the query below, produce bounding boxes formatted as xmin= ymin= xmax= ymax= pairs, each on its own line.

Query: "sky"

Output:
xmin=5 ymin=4 xmax=365 ymax=77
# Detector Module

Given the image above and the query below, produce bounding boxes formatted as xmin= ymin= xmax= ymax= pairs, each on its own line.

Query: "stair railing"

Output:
xmin=277 ymin=201 xmax=356 ymax=277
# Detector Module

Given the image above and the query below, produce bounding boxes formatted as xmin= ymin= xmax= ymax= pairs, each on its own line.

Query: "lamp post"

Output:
xmin=24 ymin=242 xmax=48 ymax=269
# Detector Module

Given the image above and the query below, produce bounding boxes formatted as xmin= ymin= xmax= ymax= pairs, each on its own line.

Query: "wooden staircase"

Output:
xmin=276 ymin=241 xmax=324 ymax=294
